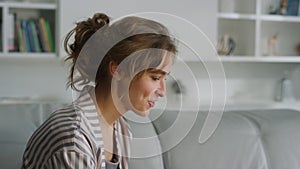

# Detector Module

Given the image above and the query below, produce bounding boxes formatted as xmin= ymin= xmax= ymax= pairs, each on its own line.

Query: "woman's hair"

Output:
xmin=64 ymin=13 xmax=177 ymax=98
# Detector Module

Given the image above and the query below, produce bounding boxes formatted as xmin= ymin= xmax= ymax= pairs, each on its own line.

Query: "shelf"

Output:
xmin=0 ymin=2 xmax=56 ymax=9
xmin=218 ymin=13 xmax=256 ymax=20
xmin=218 ymin=0 xmax=300 ymax=59
xmin=261 ymin=15 xmax=300 ymax=22
xmin=222 ymin=100 xmax=300 ymax=111
xmin=0 ymin=52 xmax=57 ymax=58
xmin=219 ymin=56 xmax=300 ymax=63
xmin=166 ymin=100 xmax=300 ymax=111
xmin=182 ymin=56 xmax=300 ymax=63
xmin=0 ymin=1 xmax=57 ymax=58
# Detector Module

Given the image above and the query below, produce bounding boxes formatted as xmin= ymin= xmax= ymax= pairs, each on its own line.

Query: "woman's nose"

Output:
xmin=157 ymin=80 xmax=166 ymax=97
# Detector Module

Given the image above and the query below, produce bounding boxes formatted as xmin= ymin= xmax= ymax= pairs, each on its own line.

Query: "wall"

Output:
xmin=0 ymin=58 xmax=72 ymax=102
xmin=0 ymin=0 xmax=299 ymax=108
xmin=1 ymin=0 xmax=216 ymax=103
xmin=291 ymin=66 xmax=300 ymax=98
xmin=0 ymin=57 xmax=299 ymax=107
xmin=58 ymin=0 xmax=218 ymax=57
xmin=161 ymin=62 xmax=300 ymax=110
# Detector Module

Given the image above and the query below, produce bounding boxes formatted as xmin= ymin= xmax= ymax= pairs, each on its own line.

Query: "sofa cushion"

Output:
xmin=125 ymin=111 xmax=165 ymax=169
xmin=150 ymin=109 xmax=300 ymax=169
xmin=0 ymin=103 xmax=63 ymax=169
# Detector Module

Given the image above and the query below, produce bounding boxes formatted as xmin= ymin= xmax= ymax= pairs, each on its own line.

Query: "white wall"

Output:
xmin=58 ymin=0 xmax=218 ymax=57
xmin=162 ymin=62 xmax=300 ymax=110
xmin=0 ymin=57 xmax=299 ymax=106
xmin=0 ymin=0 xmax=299 ymax=108
xmin=0 ymin=58 xmax=72 ymax=102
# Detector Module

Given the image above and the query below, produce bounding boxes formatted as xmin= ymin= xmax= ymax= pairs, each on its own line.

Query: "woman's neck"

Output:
xmin=96 ymin=94 xmax=122 ymax=126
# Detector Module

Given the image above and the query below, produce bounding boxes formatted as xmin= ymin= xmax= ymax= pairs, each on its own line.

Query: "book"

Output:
xmin=21 ymin=20 xmax=31 ymax=52
xmin=0 ymin=22 xmax=2 ymax=51
xmin=287 ymin=0 xmax=299 ymax=16
xmin=29 ymin=21 xmax=41 ymax=52
xmin=15 ymin=20 xmax=26 ymax=52
xmin=7 ymin=13 xmax=16 ymax=52
xmin=12 ymin=13 xmax=19 ymax=52
xmin=35 ymin=20 xmax=46 ymax=52
xmin=26 ymin=20 xmax=35 ymax=52
xmin=299 ymin=0 xmax=300 ymax=16
xmin=38 ymin=17 xmax=51 ymax=52
xmin=44 ymin=20 xmax=54 ymax=52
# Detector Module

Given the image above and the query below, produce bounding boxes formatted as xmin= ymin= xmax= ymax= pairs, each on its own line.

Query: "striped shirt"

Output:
xmin=22 ymin=86 xmax=131 ymax=169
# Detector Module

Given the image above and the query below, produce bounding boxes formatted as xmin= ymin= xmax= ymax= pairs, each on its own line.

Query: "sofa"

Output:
xmin=1 ymin=103 xmax=300 ymax=169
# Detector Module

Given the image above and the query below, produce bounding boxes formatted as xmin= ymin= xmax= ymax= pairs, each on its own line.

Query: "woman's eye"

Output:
xmin=151 ymin=76 xmax=160 ymax=81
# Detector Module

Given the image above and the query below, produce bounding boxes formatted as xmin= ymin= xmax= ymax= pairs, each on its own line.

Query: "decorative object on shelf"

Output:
xmin=171 ymin=80 xmax=186 ymax=94
xmin=219 ymin=0 xmax=235 ymax=13
xmin=268 ymin=0 xmax=299 ymax=16
xmin=269 ymin=4 xmax=278 ymax=15
xmin=268 ymin=33 xmax=278 ymax=56
xmin=218 ymin=0 xmax=300 ymax=59
xmin=286 ymin=0 xmax=299 ymax=16
xmin=279 ymin=0 xmax=288 ymax=15
xmin=296 ymin=43 xmax=300 ymax=55
xmin=217 ymin=34 xmax=235 ymax=56
xmin=274 ymin=70 xmax=295 ymax=102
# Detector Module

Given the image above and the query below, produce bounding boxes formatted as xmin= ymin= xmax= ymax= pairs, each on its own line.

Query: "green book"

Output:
xmin=29 ymin=21 xmax=41 ymax=52
xmin=15 ymin=20 xmax=26 ymax=52
xmin=44 ymin=20 xmax=54 ymax=52
xmin=38 ymin=17 xmax=50 ymax=52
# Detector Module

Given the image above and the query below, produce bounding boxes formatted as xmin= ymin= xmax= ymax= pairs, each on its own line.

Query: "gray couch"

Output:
xmin=1 ymin=103 xmax=300 ymax=169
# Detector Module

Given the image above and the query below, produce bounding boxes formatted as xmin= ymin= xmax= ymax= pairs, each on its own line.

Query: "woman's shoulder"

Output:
xmin=27 ymin=104 xmax=83 ymax=144
xmin=23 ymin=105 xmax=96 ymax=166
xmin=49 ymin=103 xmax=83 ymax=121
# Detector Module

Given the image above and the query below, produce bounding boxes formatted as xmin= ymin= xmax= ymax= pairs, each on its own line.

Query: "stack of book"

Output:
xmin=8 ymin=13 xmax=54 ymax=53
xmin=286 ymin=0 xmax=300 ymax=16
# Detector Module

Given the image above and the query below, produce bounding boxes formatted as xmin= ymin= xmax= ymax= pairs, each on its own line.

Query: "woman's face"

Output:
xmin=129 ymin=62 xmax=172 ymax=116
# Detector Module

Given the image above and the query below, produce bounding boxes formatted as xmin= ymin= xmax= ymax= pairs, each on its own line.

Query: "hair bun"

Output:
xmin=92 ymin=13 xmax=110 ymax=30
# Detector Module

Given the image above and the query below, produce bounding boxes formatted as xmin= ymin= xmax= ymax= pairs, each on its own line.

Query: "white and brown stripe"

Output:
xmin=22 ymin=86 xmax=131 ymax=169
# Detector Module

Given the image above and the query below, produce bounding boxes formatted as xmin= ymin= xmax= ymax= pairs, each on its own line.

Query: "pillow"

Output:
xmin=0 ymin=103 xmax=63 ymax=169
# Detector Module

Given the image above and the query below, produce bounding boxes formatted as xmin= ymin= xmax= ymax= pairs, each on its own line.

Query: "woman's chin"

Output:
xmin=133 ymin=109 xmax=150 ymax=117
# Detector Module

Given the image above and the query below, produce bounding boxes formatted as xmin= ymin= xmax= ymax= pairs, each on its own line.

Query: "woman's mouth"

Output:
xmin=148 ymin=101 xmax=155 ymax=108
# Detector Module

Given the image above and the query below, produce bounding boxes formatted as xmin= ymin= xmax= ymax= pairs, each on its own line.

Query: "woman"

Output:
xmin=22 ymin=13 xmax=177 ymax=169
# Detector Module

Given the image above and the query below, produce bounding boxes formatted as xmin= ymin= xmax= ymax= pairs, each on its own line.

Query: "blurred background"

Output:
xmin=0 ymin=0 xmax=299 ymax=110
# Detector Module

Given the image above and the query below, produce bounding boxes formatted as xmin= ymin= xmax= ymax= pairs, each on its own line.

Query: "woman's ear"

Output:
xmin=109 ymin=61 xmax=121 ymax=80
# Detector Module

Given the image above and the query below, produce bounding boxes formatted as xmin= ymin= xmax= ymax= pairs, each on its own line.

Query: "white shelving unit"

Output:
xmin=0 ymin=1 xmax=57 ymax=58
xmin=217 ymin=0 xmax=300 ymax=62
